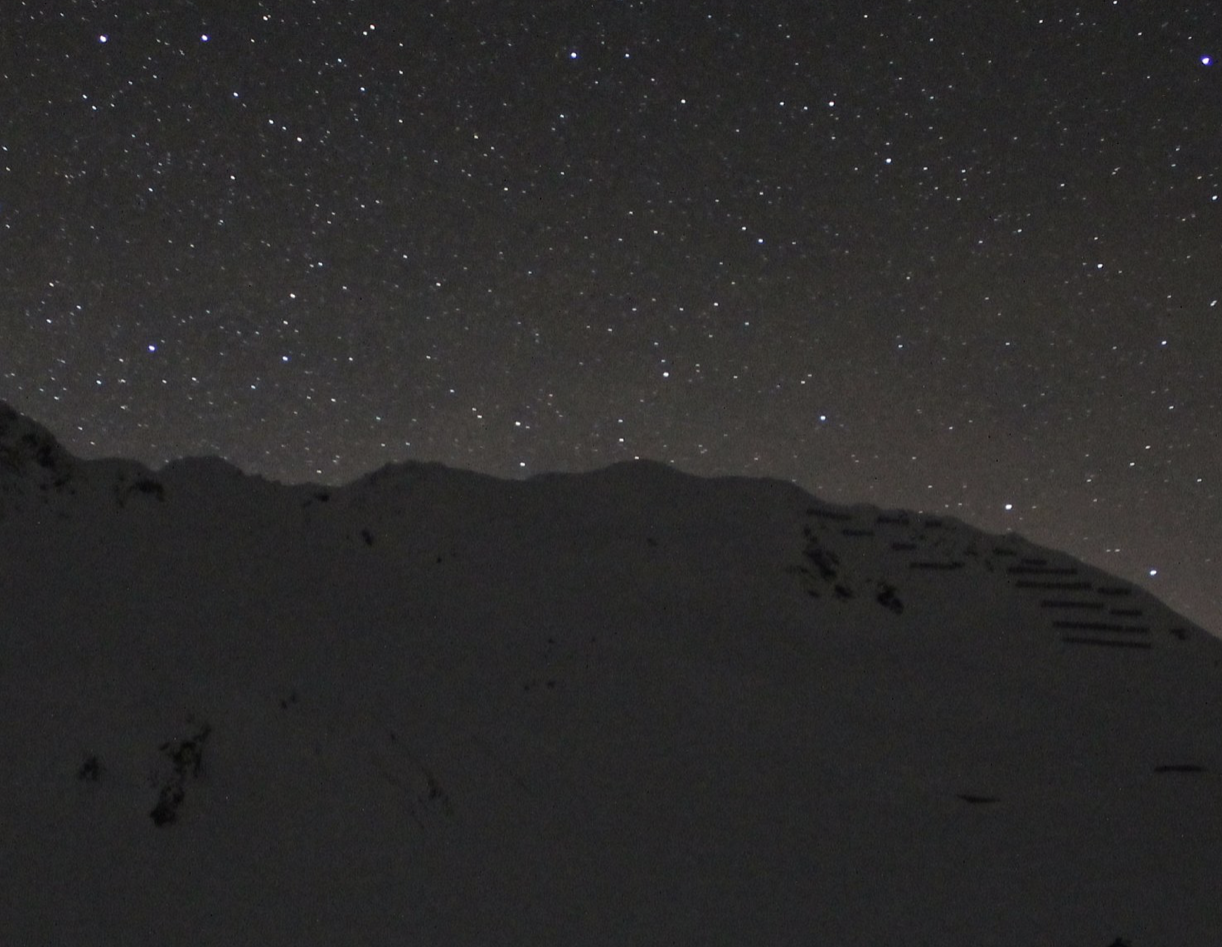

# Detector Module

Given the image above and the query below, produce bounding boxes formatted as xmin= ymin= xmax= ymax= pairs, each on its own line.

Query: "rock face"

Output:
xmin=0 ymin=401 xmax=77 ymax=491
xmin=1 ymin=401 xmax=1220 ymax=947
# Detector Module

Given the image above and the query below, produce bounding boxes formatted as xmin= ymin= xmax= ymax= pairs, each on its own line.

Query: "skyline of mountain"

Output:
xmin=3 ymin=400 xmax=1221 ymax=945
xmin=7 ymin=0 xmax=1219 ymax=669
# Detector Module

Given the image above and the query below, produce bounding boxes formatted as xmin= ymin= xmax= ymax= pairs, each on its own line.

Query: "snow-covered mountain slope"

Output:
xmin=2 ymin=402 xmax=1220 ymax=946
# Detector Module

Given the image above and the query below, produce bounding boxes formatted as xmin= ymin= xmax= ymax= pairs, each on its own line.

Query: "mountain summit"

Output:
xmin=2 ymin=402 xmax=1219 ymax=946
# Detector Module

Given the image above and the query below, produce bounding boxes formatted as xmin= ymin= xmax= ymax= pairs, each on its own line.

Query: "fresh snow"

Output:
xmin=2 ymin=402 xmax=1220 ymax=946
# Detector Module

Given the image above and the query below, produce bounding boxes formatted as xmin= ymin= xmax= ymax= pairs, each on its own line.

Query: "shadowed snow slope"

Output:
xmin=2 ymin=402 xmax=1220 ymax=946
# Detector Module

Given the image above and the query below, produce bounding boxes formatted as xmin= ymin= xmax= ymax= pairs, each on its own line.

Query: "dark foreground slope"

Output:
xmin=2 ymin=403 xmax=1220 ymax=946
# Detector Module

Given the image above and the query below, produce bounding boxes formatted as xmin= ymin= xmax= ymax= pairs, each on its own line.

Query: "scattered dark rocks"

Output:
xmin=150 ymin=721 xmax=212 ymax=827
xmin=77 ymin=755 xmax=101 ymax=782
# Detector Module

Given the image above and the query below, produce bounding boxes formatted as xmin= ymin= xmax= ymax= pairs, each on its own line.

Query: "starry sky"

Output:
xmin=2 ymin=1 xmax=1219 ymax=634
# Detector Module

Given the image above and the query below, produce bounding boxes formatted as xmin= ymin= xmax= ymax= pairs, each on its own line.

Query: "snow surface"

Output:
xmin=2 ymin=402 xmax=1220 ymax=946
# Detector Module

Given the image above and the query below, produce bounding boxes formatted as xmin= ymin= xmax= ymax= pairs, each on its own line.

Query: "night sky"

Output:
xmin=3 ymin=1 xmax=1219 ymax=635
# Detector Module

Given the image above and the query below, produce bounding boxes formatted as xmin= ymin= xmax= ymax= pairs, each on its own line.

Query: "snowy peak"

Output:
xmin=791 ymin=501 xmax=1203 ymax=653
xmin=2 ymin=403 xmax=1220 ymax=946
xmin=0 ymin=400 xmax=77 ymax=490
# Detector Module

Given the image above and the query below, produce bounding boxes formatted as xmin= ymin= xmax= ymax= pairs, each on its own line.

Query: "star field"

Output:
xmin=2 ymin=1 xmax=1220 ymax=634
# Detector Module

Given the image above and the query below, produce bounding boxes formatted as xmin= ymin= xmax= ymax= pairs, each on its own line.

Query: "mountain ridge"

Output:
xmin=2 ymin=400 xmax=1220 ymax=945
